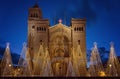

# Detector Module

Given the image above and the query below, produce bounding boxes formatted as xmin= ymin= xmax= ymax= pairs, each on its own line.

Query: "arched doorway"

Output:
xmin=52 ymin=59 xmax=67 ymax=76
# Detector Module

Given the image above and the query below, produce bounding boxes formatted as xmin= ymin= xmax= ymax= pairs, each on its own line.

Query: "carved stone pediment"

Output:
xmin=49 ymin=23 xmax=71 ymax=34
xmin=49 ymin=23 xmax=71 ymax=42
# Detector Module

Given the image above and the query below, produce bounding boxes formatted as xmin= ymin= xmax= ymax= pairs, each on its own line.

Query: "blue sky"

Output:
xmin=0 ymin=0 xmax=120 ymax=56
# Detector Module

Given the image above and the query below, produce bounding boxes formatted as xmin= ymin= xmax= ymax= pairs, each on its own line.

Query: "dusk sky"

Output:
xmin=0 ymin=0 xmax=120 ymax=56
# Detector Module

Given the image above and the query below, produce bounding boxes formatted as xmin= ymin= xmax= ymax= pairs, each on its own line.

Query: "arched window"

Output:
xmin=78 ymin=40 xmax=80 ymax=45
xmin=40 ymin=40 xmax=43 ymax=42
xmin=42 ymin=27 xmax=43 ymax=31
xmin=36 ymin=13 xmax=38 ymax=18
xmin=40 ymin=40 xmax=43 ymax=45
xmin=34 ymin=13 xmax=35 ymax=17
xmin=39 ymin=27 xmax=41 ymax=31
xmin=44 ymin=27 xmax=46 ymax=31
xmin=77 ymin=27 xmax=79 ymax=31
xmin=37 ymin=27 xmax=39 ymax=31
xmin=30 ymin=14 xmax=33 ymax=17
xmin=79 ymin=27 xmax=81 ymax=31
xmin=81 ymin=27 xmax=83 ymax=31
xmin=74 ymin=27 xmax=76 ymax=31
xmin=32 ymin=26 xmax=35 ymax=29
xmin=37 ymin=27 xmax=40 ymax=31
xmin=31 ymin=47 xmax=33 ymax=50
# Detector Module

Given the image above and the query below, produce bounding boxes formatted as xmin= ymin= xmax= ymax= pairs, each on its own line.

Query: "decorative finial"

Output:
xmin=59 ymin=19 xmax=62 ymax=23
xmin=33 ymin=0 xmax=39 ymax=8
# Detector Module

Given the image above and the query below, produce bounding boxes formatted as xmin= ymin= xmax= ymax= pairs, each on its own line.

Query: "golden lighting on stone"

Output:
xmin=9 ymin=64 xmax=11 ymax=67
xmin=109 ymin=64 xmax=112 ymax=67
xmin=27 ymin=2 xmax=86 ymax=76
xmin=18 ymin=69 xmax=20 ymax=71
xmin=99 ymin=71 xmax=106 ymax=77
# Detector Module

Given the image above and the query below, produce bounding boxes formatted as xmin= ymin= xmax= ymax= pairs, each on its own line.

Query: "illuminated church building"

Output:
xmin=28 ymin=3 xmax=87 ymax=76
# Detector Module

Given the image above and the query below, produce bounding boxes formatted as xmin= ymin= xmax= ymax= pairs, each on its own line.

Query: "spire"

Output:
xmin=33 ymin=0 xmax=39 ymax=8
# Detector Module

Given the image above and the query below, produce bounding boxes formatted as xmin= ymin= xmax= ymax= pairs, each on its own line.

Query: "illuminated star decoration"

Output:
xmin=59 ymin=19 xmax=62 ymax=23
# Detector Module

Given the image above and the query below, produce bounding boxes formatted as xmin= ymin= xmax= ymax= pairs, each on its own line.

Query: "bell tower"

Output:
xmin=71 ymin=18 xmax=86 ymax=53
xmin=28 ymin=2 xmax=49 ymax=59
xmin=71 ymin=18 xmax=87 ymax=73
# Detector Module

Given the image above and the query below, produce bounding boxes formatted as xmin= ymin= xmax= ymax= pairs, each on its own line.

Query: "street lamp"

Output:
xmin=9 ymin=64 xmax=11 ymax=67
xmin=109 ymin=64 xmax=112 ymax=67
xmin=18 ymin=69 xmax=20 ymax=71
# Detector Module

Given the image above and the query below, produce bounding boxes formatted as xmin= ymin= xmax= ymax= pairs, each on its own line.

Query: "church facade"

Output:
xmin=28 ymin=3 xmax=87 ymax=76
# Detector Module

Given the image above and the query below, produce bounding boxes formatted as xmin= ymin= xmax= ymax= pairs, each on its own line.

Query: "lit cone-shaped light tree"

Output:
xmin=106 ymin=42 xmax=120 ymax=76
xmin=71 ymin=47 xmax=80 ymax=76
xmin=1 ymin=43 xmax=13 ymax=76
xmin=22 ymin=47 xmax=33 ymax=76
xmin=17 ymin=42 xmax=27 ymax=76
xmin=89 ymin=42 xmax=105 ymax=76
xmin=76 ymin=44 xmax=87 ymax=76
xmin=18 ymin=43 xmax=27 ymax=66
xmin=17 ymin=43 xmax=32 ymax=76
xmin=66 ymin=58 xmax=75 ymax=77
xmin=33 ymin=44 xmax=44 ymax=76
xmin=42 ymin=48 xmax=53 ymax=76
